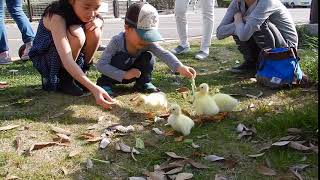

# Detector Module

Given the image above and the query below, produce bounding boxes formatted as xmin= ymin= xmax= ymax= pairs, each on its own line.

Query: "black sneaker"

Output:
xmin=230 ymin=61 xmax=257 ymax=73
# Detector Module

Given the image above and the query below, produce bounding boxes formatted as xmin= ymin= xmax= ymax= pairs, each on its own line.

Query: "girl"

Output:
xmin=29 ymin=0 xmax=115 ymax=109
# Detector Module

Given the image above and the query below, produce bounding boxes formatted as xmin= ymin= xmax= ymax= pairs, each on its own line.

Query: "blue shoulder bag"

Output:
xmin=256 ymin=47 xmax=303 ymax=89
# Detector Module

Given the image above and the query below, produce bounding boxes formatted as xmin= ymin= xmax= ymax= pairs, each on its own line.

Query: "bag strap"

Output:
xmin=262 ymin=47 xmax=297 ymax=60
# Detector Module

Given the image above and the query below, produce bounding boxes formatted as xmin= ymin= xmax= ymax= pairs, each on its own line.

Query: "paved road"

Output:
xmin=5 ymin=8 xmax=310 ymax=59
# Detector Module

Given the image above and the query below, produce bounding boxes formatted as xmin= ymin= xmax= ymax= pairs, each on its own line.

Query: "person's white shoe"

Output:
xmin=171 ymin=45 xmax=190 ymax=55
xmin=20 ymin=41 xmax=33 ymax=61
xmin=0 ymin=51 xmax=12 ymax=65
xmin=195 ymin=51 xmax=209 ymax=60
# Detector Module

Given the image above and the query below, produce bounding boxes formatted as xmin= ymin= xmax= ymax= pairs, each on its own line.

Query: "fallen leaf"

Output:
xmin=152 ymin=128 xmax=164 ymax=135
xmin=14 ymin=136 xmax=22 ymax=152
xmin=194 ymin=112 xmax=228 ymax=123
xmin=69 ymin=149 xmax=81 ymax=157
xmin=49 ymin=112 xmax=65 ymax=119
xmin=237 ymin=131 xmax=253 ymax=139
xmin=204 ymin=155 xmax=225 ymax=162
xmin=164 ymin=167 xmax=183 ymax=175
xmin=51 ymin=126 xmax=71 ymax=136
xmin=147 ymin=171 xmax=166 ymax=180
xmin=196 ymin=134 xmax=209 ymax=139
xmin=214 ymin=174 xmax=227 ymax=180
xmin=0 ymin=124 xmax=20 ymax=131
xmin=309 ymin=143 xmax=318 ymax=154
xmin=290 ymin=164 xmax=309 ymax=172
xmin=245 ymin=91 xmax=263 ymax=99
xmin=154 ymin=116 xmax=166 ymax=123
xmin=55 ymin=133 xmax=71 ymax=143
xmin=100 ymin=138 xmax=111 ymax=149
xmin=257 ymin=164 xmax=276 ymax=176
xmin=79 ymin=132 xmax=96 ymax=140
xmin=146 ymin=112 xmax=155 ymax=120
xmin=278 ymin=135 xmax=297 ymax=141
xmin=289 ymin=169 xmax=303 ymax=180
xmin=164 ymin=130 xmax=175 ymax=136
xmin=86 ymin=136 xmax=103 ymax=143
xmin=158 ymin=161 xmax=186 ymax=172
xmin=236 ymin=123 xmax=248 ymax=133
xmin=223 ymin=158 xmax=238 ymax=169
xmin=131 ymin=147 xmax=138 ymax=161
xmin=191 ymin=142 xmax=200 ymax=149
xmin=159 ymin=113 xmax=170 ymax=119
xmin=272 ymin=141 xmax=291 ymax=146
xmin=175 ymin=136 xmax=184 ymax=142
xmin=165 ymin=152 xmax=187 ymax=159
xmin=0 ymin=81 xmax=9 ymax=89
xmin=5 ymin=175 xmax=20 ymax=180
xmin=115 ymin=142 xmax=140 ymax=154
xmin=176 ymin=87 xmax=190 ymax=93
xmin=248 ymin=152 xmax=265 ymax=158
xmin=287 ymin=128 xmax=302 ymax=134
xmin=86 ymin=159 xmax=93 ymax=169
xmin=29 ymin=142 xmax=58 ymax=151
xmin=258 ymin=143 xmax=272 ymax=152
xmin=129 ymin=177 xmax=146 ymax=180
xmin=176 ymin=173 xmax=193 ymax=180
xmin=135 ymin=137 xmax=145 ymax=149
xmin=288 ymin=141 xmax=310 ymax=151
xmin=111 ymin=125 xmax=135 ymax=133
xmin=187 ymin=159 xmax=209 ymax=169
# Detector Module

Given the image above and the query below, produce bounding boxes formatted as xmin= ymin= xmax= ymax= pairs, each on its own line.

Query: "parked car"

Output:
xmin=280 ymin=0 xmax=311 ymax=8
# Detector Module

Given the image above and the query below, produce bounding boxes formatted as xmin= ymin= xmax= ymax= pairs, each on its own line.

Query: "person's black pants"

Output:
xmin=233 ymin=20 xmax=288 ymax=66
xmin=97 ymin=51 xmax=155 ymax=87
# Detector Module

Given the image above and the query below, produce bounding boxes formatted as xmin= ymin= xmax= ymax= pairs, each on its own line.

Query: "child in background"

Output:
xmin=96 ymin=2 xmax=196 ymax=96
xmin=29 ymin=0 xmax=114 ymax=109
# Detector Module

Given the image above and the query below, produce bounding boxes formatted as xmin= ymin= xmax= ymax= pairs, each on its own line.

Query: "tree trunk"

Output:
xmin=310 ymin=0 xmax=318 ymax=24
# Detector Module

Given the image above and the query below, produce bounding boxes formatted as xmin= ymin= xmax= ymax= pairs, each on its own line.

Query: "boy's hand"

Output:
xmin=124 ymin=68 xmax=141 ymax=80
xmin=85 ymin=17 xmax=103 ymax=31
xmin=234 ymin=12 xmax=243 ymax=24
xmin=177 ymin=65 xmax=196 ymax=79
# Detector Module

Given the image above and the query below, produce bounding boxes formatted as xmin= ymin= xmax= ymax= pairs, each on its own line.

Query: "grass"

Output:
xmin=0 ymin=37 xmax=318 ymax=179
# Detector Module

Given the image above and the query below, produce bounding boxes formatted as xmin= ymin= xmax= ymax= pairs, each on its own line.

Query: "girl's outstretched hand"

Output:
xmin=177 ymin=65 xmax=197 ymax=79
xmin=85 ymin=17 xmax=103 ymax=31
xmin=92 ymin=85 xmax=116 ymax=109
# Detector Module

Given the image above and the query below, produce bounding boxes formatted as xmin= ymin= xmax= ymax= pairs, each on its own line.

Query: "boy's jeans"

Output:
xmin=0 ymin=0 xmax=35 ymax=53
xmin=174 ymin=0 xmax=214 ymax=54
xmin=97 ymin=51 xmax=155 ymax=87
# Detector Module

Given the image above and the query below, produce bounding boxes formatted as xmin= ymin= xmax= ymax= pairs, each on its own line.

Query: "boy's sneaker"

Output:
xmin=20 ymin=41 xmax=33 ymax=61
xmin=229 ymin=61 xmax=257 ymax=73
xmin=0 ymin=51 xmax=12 ymax=65
xmin=171 ymin=45 xmax=190 ymax=55
xmin=101 ymin=85 xmax=114 ymax=96
xmin=134 ymin=82 xmax=160 ymax=93
xmin=195 ymin=51 xmax=209 ymax=60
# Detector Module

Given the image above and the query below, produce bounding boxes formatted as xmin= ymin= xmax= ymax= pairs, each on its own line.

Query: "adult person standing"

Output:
xmin=216 ymin=0 xmax=298 ymax=73
xmin=171 ymin=0 xmax=214 ymax=60
xmin=0 ymin=0 xmax=34 ymax=64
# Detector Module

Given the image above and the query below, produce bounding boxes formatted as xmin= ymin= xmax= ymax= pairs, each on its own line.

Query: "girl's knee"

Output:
xmin=68 ymin=25 xmax=86 ymax=48
xmin=86 ymin=27 xmax=102 ymax=40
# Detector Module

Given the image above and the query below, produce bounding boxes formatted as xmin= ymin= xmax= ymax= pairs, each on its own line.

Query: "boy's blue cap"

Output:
xmin=125 ymin=2 xmax=163 ymax=42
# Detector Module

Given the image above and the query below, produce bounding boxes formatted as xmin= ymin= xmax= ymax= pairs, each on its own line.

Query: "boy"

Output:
xmin=96 ymin=2 xmax=196 ymax=95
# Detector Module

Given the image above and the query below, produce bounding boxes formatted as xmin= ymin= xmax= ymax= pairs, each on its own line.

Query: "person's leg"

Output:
xmin=82 ymin=26 xmax=101 ymax=64
xmin=0 ymin=0 xmax=8 ymax=53
xmin=56 ymin=25 xmax=87 ymax=96
xmin=132 ymin=51 xmax=158 ymax=93
xmin=171 ymin=0 xmax=190 ymax=54
xmin=195 ymin=0 xmax=214 ymax=60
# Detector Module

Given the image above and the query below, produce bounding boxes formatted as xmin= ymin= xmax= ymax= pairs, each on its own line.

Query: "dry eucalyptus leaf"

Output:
xmin=152 ymin=128 xmax=164 ymax=135
xmin=194 ymin=112 xmax=228 ymax=123
xmin=257 ymin=165 xmax=276 ymax=176
xmin=51 ymin=126 xmax=71 ymax=136
xmin=80 ymin=132 xmax=95 ymax=139
xmin=290 ymin=169 xmax=303 ymax=180
xmin=191 ymin=142 xmax=200 ymax=149
xmin=30 ymin=142 xmax=58 ymax=151
xmin=237 ymin=131 xmax=253 ymax=139
xmin=129 ymin=177 xmax=146 ymax=180
xmin=146 ymin=171 xmax=166 ymax=180
xmin=187 ymin=159 xmax=209 ymax=169
xmin=55 ymin=133 xmax=71 ymax=142
xmin=5 ymin=175 xmax=20 ymax=180
xmin=99 ymin=138 xmax=111 ymax=149
xmin=287 ymin=128 xmax=302 ymax=134
xmin=164 ymin=167 xmax=183 ymax=175
xmin=86 ymin=136 xmax=103 ymax=143
xmin=236 ymin=123 xmax=248 ymax=133
xmin=115 ymin=142 xmax=140 ymax=154
xmin=288 ymin=141 xmax=310 ymax=151
xmin=176 ymin=87 xmax=190 ymax=93
xmin=69 ymin=149 xmax=81 ymax=157
xmin=175 ymin=136 xmax=184 ymax=142
xmin=278 ymin=135 xmax=297 ymax=141
xmin=0 ymin=124 xmax=20 ymax=131
xmin=258 ymin=143 xmax=272 ymax=152
xmin=214 ymin=174 xmax=227 ymax=180
xmin=165 ymin=152 xmax=187 ymax=159
xmin=309 ymin=143 xmax=318 ymax=154
xmin=86 ymin=159 xmax=93 ymax=169
xmin=49 ymin=112 xmax=65 ymax=119
xmin=290 ymin=164 xmax=309 ymax=172
xmin=176 ymin=173 xmax=193 ymax=180
xmin=271 ymin=141 xmax=290 ymax=146
xmin=204 ymin=155 xmax=225 ymax=162
xmin=154 ymin=116 xmax=166 ymax=123
xmin=248 ymin=152 xmax=265 ymax=158
xmin=14 ymin=136 xmax=22 ymax=151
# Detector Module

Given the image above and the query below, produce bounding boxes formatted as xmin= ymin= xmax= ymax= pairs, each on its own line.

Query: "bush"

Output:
xmin=217 ymin=0 xmax=232 ymax=7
